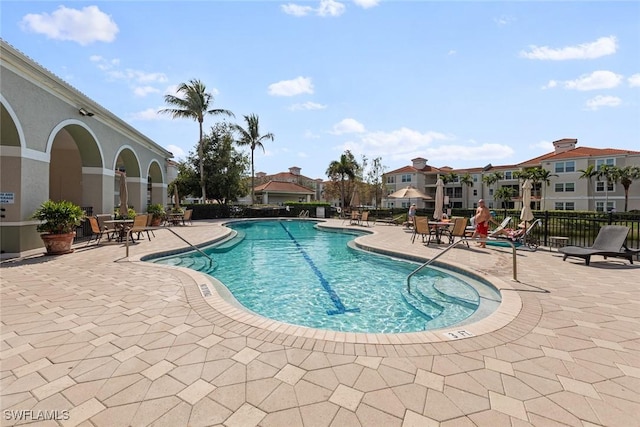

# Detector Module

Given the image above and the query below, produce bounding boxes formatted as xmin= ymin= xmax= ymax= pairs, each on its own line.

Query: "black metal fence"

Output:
xmin=73 ymin=206 xmax=93 ymax=243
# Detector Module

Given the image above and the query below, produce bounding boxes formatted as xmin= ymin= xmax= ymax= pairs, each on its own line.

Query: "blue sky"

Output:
xmin=2 ymin=1 xmax=639 ymax=179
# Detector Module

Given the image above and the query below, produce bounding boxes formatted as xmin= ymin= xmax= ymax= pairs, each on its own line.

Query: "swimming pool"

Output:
xmin=151 ymin=220 xmax=501 ymax=333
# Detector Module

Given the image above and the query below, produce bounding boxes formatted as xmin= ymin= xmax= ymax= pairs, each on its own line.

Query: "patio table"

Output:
xmin=104 ymin=219 xmax=134 ymax=242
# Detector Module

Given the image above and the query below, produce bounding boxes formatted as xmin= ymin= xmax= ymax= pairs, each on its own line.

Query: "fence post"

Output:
xmin=543 ymin=211 xmax=549 ymax=246
xmin=608 ymin=211 xmax=613 ymax=225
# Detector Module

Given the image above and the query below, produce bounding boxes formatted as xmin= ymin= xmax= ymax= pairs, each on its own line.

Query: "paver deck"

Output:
xmin=1 ymin=219 xmax=638 ymax=426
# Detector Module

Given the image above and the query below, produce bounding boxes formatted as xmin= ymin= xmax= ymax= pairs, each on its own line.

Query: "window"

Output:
xmin=489 ymin=189 xmax=494 ymax=196
xmin=386 ymin=176 xmax=395 ymax=184
xmin=473 ymin=174 xmax=478 ymax=183
xmin=596 ymin=181 xmax=614 ymax=192
xmin=504 ymin=171 xmax=512 ymax=180
xmin=555 ymin=202 xmax=575 ymax=211
xmin=596 ymin=201 xmax=615 ymax=212
xmin=555 ymin=161 xmax=575 ymax=173
xmin=401 ymin=174 xmax=412 ymax=183
xmin=596 ymin=158 xmax=615 ymax=169
xmin=555 ymin=183 xmax=575 ymax=192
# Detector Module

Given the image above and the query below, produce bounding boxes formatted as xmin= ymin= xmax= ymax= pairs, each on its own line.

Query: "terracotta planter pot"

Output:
xmin=40 ymin=232 xmax=75 ymax=255
xmin=151 ymin=216 xmax=162 ymax=226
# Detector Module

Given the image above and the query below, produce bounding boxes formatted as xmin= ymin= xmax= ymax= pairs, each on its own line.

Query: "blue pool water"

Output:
xmin=151 ymin=220 xmax=501 ymax=333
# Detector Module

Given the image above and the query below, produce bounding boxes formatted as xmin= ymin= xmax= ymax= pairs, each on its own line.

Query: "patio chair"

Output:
xmin=145 ymin=214 xmax=156 ymax=238
xmin=412 ymin=217 xmax=433 ymax=244
xmin=130 ymin=214 xmax=151 ymax=241
xmin=96 ymin=213 xmax=117 ymax=237
xmin=487 ymin=219 xmax=541 ymax=250
xmin=442 ymin=217 xmax=470 ymax=247
xmin=359 ymin=211 xmax=373 ymax=227
xmin=182 ymin=209 xmax=193 ymax=226
xmin=86 ymin=216 xmax=114 ymax=245
xmin=559 ymin=225 xmax=639 ymax=266
xmin=349 ymin=210 xmax=360 ymax=225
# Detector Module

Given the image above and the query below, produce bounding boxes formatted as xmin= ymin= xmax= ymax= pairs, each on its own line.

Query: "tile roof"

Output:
xmin=518 ymin=147 xmax=640 ymax=166
xmin=254 ymin=180 xmax=315 ymax=194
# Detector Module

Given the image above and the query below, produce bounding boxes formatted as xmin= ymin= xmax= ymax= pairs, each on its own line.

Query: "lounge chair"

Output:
xmin=488 ymin=216 xmax=512 ymax=237
xmin=486 ymin=219 xmax=541 ymax=250
xmin=377 ymin=214 xmax=404 ymax=226
xmin=559 ymin=225 xmax=639 ymax=266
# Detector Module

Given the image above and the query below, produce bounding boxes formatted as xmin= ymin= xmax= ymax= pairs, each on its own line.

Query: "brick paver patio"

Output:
xmin=1 ymin=219 xmax=638 ymax=426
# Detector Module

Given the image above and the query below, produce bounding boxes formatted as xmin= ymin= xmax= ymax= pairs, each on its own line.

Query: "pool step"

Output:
xmin=210 ymin=231 xmax=246 ymax=252
xmin=400 ymin=288 xmax=443 ymax=321
xmin=432 ymin=277 xmax=479 ymax=311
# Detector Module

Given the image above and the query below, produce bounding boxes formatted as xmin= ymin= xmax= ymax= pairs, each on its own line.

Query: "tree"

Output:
xmin=578 ymin=164 xmax=598 ymax=211
xmin=596 ymin=164 xmax=616 ymax=211
xmin=494 ymin=186 xmax=515 ymax=212
xmin=231 ymin=114 xmax=274 ymax=204
xmin=531 ymin=167 xmax=557 ymax=211
xmin=160 ymin=78 xmax=234 ymax=202
xmin=326 ymin=150 xmax=360 ymax=210
xmin=459 ymin=173 xmax=474 ymax=209
xmin=200 ymin=123 xmax=250 ymax=204
xmin=364 ymin=156 xmax=386 ymax=208
xmin=482 ymin=171 xmax=503 ymax=207
xmin=610 ymin=165 xmax=640 ymax=212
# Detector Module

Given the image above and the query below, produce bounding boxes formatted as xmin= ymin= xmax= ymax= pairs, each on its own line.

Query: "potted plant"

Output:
xmin=146 ymin=203 xmax=166 ymax=226
xmin=31 ymin=200 xmax=85 ymax=255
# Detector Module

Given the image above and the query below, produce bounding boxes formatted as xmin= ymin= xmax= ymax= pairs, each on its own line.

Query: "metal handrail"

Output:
xmin=124 ymin=226 xmax=215 ymax=269
xmin=407 ymin=237 xmax=518 ymax=294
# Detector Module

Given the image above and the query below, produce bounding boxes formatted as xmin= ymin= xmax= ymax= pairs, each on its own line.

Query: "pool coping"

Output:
xmin=131 ymin=219 xmax=535 ymax=355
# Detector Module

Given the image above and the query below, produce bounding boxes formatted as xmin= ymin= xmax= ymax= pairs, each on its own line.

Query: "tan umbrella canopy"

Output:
xmin=173 ymin=184 xmax=180 ymax=211
xmin=520 ymin=179 xmax=535 ymax=245
xmin=388 ymin=185 xmax=432 ymax=206
xmin=433 ymin=177 xmax=444 ymax=220
xmin=350 ymin=188 xmax=360 ymax=208
xmin=116 ymin=170 xmax=128 ymax=218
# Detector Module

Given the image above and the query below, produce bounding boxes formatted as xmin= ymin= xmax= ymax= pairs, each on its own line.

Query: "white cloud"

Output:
xmin=166 ymin=144 xmax=186 ymax=160
xmin=107 ymin=69 xmax=168 ymax=84
xmin=585 ymin=95 xmax=622 ymax=111
xmin=353 ymin=0 xmax=380 ymax=9
xmin=542 ymin=80 xmax=558 ymax=89
xmin=304 ymin=130 xmax=321 ymax=139
xmin=447 ymin=50 xmax=457 ymax=56
xmin=133 ymin=86 xmax=160 ymax=97
xmin=528 ymin=140 xmax=554 ymax=152
xmin=268 ymin=76 xmax=314 ymax=96
xmin=331 ymin=118 xmax=366 ymax=134
xmin=494 ymin=15 xmax=515 ymax=26
xmin=90 ymin=55 xmax=120 ymax=71
xmin=281 ymin=3 xmax=314 ymax=16
xmin=317 ymin=0 xmax=346 ymax=17
xmin=628 ymin=73 xmax=640 ymax=87
xmin=563 ymin=70 xmax=622 ymax=91
xmin=289 ymin=101 xmax=327 ymax=111
xmin=20 ymin=5 xmax=118 ymax=46
xmin=337 ymin=128 xmax=512 ymax=164
xmin=282 ymin=0 xmax=346 ymax=17
xmin=129 ymin=107 xmax=170 ymax=121
xmin=520 ymin=36 xmax=617 ymax=60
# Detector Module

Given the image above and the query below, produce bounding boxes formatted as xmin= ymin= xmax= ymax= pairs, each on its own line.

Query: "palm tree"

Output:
xmin=231 ymin=114 xmax=274 ymax=204
xmin=482 ymin=171 xmax=503 ymax=207
xmin=494 ymin=186 xmax=515 ymax=212
xmin=612 ymin=165 xmax=640 ymax=212
xmin=578 ymin=164 xmax=598 ymax=211
xmin=532 ymin=167 xmax=557 ymax=211
xmin=596 ymin=164 xmax=617 ymax=211
xmin=326 ymin=151 xmax=359 ymax=210
xmin=160 ymin=78 xmax=234 ymax=202
xmin=459 ymin=173 xmax=474 ymax=209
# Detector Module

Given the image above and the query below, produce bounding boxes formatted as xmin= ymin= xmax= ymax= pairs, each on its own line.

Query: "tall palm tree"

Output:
xmin=532 ymin=167 xmax=557 ymax=211
xmin=612 ymin=165 xmax=640 ymax=212
xmin=578 ymin=164 xmax=598 ymax=211
xmin=231 ymin=114 xmax=274 ymax=204
xmin=482 ymin=171 xmax=503 ymax=207
xmin=459 ymin=173 xmax=474 ymax=209
xmin=326 ymin=151 xmax=359 ymax=210
xmin=596 ymin=164 xmax=617 ymax=211
xmin=160 ymin=79 xmax=234 ymax=202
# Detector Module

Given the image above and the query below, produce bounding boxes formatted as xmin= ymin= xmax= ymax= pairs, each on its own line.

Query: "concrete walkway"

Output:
xmin=1 ymin=219 xmax=638 ymax=426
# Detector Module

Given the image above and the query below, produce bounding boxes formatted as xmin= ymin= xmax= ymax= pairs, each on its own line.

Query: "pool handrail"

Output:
xmin=407 ymin=237 xmax=518 ymax=294
xmin=124 ymin=226 xmax=215 ymax=269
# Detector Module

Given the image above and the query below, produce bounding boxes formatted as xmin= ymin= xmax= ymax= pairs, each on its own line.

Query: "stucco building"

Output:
xmin=1 ymin=39 xmax=173 ymax=257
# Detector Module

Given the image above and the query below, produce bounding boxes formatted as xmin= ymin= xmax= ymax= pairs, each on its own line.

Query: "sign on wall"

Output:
xmin=0 ymin=192 xmax=15 ymax=204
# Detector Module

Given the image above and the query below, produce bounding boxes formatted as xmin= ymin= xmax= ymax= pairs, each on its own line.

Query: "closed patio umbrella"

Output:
xmin=117 ymin=170 xmax=128 ymax=218
xmin=433 ymin=177 xmax=444 ymax=220
xmin=173 ymin=184 xmax=180 ymax=211
xmin=520 ymin=179 xmax=535 ymax=245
